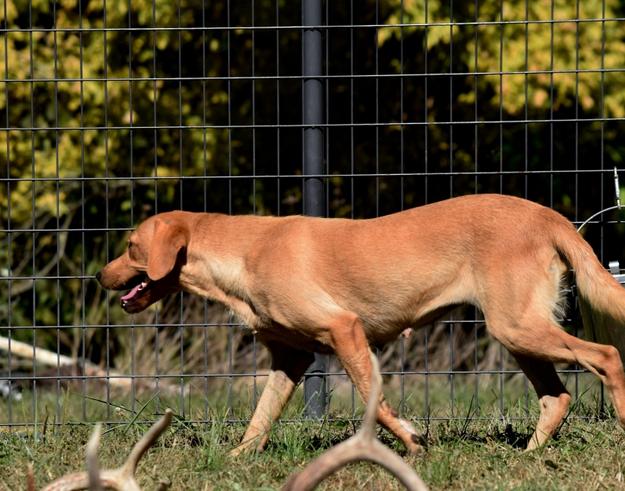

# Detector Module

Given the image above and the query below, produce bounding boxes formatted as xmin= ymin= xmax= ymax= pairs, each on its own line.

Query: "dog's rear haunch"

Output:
xmin=97 ymin=194 xmax=625 ymax=454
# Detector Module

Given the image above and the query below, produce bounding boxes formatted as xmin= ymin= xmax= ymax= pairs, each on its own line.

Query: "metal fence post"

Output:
xmin=302 ymin=0 xmax=327 ymax=418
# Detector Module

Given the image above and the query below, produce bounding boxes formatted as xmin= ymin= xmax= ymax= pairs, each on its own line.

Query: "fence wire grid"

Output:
xmin=2 ymin=1 xmax=625 ymax=430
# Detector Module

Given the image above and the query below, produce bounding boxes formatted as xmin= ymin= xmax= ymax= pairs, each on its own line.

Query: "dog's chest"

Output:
xmin=226 ymin=302 xmax=269 ymax=334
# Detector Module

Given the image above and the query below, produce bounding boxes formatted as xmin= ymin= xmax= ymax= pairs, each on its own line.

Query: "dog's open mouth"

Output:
xmin=120 ymin=275 xmax=151 ymax=311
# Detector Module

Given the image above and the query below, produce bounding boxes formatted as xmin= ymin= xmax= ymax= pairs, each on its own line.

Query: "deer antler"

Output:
xmin=282 ymin=353 xmax=429 ymax=491
xmin=38 ymin=409 xmax=173 ymax=491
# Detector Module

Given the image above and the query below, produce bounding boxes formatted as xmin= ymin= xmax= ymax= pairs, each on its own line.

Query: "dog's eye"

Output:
xmin=127 ymin=241 xmax=144 ymax=263
xmin=128 ymin=242 xmax=137 ymax=259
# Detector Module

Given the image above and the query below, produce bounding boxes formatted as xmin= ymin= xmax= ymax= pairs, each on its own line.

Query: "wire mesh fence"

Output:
xmin=2 ymin=1 xmax=625 ymax=430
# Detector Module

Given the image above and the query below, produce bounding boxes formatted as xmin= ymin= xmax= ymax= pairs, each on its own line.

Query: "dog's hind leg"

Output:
xmin=327 ymin=312 xmax=423 ymax=454
xmin=230 ymin=343 xmax=314 ymax=457
xmin=513 ymin=354 xmax=571 ymax=451
xmin=488 ymin=314 xmax=625 ymax=443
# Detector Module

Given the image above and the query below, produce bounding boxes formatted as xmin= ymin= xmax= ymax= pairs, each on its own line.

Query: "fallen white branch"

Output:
xmin=0 ymin=335 xmax=133 ymax=390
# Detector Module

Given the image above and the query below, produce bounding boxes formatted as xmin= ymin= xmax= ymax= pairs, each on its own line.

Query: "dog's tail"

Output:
xmin=554 ymin=220 xmax=625 ymax=325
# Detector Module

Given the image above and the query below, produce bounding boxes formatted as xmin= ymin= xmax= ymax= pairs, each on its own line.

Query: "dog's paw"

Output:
xmin=229 ymin=442 xmax=258 ymax=458
xmin=406 ymin=434 xmax=426 ymax=455
xmin=398 ymin=417 xmax=425 ymax=454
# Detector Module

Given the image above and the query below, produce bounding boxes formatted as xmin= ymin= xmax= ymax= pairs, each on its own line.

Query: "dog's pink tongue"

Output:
xmin=121 ymin=283 xmax=142 ymax=302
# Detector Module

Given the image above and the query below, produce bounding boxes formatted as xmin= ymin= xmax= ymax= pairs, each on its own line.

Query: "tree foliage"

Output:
xmin=2 ymin=0 xmax=625 ymax=367
xmin=382 ymin=1 xmax=625 ymax=116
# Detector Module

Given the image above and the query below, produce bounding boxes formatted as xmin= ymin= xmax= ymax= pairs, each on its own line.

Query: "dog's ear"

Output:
xmin=147 ymin=218 xmax=190 ymax=281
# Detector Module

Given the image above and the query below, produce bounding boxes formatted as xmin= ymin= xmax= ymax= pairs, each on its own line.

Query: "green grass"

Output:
xmin=0 ymin=370 xmax=605 ymax=426
xmin=2 ymin=412 xmax=625 ymax=490
xmin=1 ymin=374 xmax=623 ymax=490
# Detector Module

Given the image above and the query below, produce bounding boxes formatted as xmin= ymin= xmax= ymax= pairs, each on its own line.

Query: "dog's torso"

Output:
xmin=176 ymin=194 xmax=565 ymax=349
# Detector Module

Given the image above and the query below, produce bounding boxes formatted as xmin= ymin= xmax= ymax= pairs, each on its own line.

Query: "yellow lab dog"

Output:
xmin=97 ymin=194 xmax=625 ymax=454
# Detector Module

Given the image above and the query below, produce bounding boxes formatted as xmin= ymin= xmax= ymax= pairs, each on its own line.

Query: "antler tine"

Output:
xmin=86 ymin=424 xmax=103 ymax=491
xmin=40 ymin=409 xmax=174 ymax=491
xmin=282 ymin=353 xmax=429 ymax=491
xmin=119 ymin=408 xmax=174 ymax=478
xmin=358 ymin=350 xmax=383 ymax=442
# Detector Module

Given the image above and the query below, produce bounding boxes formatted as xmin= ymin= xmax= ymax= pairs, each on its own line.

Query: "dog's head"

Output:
xmin=96 ymin=213 xmax=190 ymax=313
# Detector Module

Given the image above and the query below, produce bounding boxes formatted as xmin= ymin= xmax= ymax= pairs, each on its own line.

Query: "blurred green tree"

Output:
xmin=1 ymin=0 xmax=625 ymax=369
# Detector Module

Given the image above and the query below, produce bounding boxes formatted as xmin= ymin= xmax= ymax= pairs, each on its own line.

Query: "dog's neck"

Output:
xmin=178 ymin=213 xmax=267 ymax=329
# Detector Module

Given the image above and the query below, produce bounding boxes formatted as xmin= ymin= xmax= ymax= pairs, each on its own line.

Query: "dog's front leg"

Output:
xmin=328 ymin=313 xmax=423 ymax=454
xmin=230 ymin=343 xmax=314 ymax=457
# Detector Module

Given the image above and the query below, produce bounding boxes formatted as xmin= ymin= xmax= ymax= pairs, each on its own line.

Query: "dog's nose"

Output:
xmin=95 ymin=271 xmax=102 ymax=283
